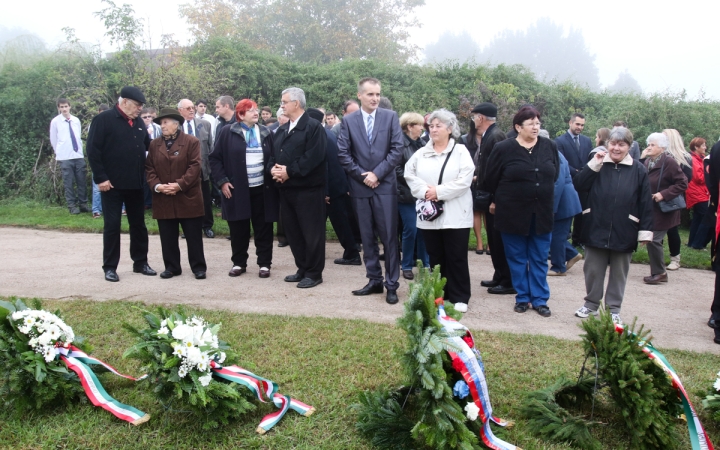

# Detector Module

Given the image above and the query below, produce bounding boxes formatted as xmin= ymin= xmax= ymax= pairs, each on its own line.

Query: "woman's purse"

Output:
xmin=656 ymin=158 xmax=687 ymax=213
xmin=416 ymin=145 xmax=455 ymax=222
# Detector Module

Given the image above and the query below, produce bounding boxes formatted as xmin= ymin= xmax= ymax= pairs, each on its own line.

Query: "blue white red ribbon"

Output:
xmin=210 ymin=361 xmax=315 ymax=434
xmin=437 ymin=303 xmax=520 ymax=450
xmin=57 ymin=345 xmax=149 ymax=425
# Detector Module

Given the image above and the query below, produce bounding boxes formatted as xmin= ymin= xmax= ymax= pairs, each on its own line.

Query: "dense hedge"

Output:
xmin=2 ymin=36 xmax=719 ymax=201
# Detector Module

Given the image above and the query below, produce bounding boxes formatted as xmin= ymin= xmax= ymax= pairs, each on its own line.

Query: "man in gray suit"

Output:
xmin=178 ymin=99 xmax=215 ymax=238
xmin=337 ymin=77 xmax=404 ymax=304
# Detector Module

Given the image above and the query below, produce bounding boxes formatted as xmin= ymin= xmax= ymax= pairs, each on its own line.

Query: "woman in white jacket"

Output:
xmin=404 ymin=109 xmax=475 ymax=312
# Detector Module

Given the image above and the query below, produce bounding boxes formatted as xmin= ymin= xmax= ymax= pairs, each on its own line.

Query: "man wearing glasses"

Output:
xmin=87 ymin=86 xmax=157 ymax=282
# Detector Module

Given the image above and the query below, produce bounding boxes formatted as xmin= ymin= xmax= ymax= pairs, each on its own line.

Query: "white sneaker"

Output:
xmin=566 ymin=253 xmax=583 ymax=271
xmin=454 ymin=302 xmax=468 ymax=313
xmin=611 ymin=313 xmax=623 ymax=325
xmin=575 ymin=306 xmax=598 ymax=318
xmin=667 ymin=255 xmax=680 ymax=271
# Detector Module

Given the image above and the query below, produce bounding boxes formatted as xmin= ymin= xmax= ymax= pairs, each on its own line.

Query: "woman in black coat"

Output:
xmin=573 ymin=127 xmax=653 ymax=325
xmin=210 ymin=99 xmax=279 ymax=278
xmin=485 ymin=106 xmax=559 ymax=317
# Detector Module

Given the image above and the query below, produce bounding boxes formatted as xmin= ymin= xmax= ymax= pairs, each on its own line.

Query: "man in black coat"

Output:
xmin=87 ymin=86 xmax=156 ymax=282
xmin=471 ymin=103 xmax=515 ymax=295
xmin=269 ymin=87 xmax=327 ymax=288
xmin=307 ymin=108 xmax=361 ymax=266
xmin=555 ymin=113 xmax=593 ymax=246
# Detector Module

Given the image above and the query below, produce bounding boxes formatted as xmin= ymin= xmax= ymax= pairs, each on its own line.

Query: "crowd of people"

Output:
xmin=49 ymin=80 xmax=720 ymax=341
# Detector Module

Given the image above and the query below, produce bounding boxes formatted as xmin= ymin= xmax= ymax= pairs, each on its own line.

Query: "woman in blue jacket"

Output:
xmin=548 ymin=153 xmax=582 ymax=275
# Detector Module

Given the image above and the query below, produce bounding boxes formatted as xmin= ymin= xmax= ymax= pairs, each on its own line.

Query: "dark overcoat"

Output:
xmin=87 ymin=106 xmax=151 ymax=189
xmin=555 ymin=131 xmax=593 ymax=176
xmin=210 ymin=122 xmax=279 ymax=222
xmin=145 ymin=131 xmax=204 ymax=220
xmin=646 ymin=153 xmax=688 ymax=231
xmin=269 ymin=112 xmax=327 ymax=190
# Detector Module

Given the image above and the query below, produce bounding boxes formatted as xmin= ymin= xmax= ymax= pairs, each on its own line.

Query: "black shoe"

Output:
xmin=104 ymin=269 xmax=119 ymax=282
xmin=284 ymin=273 xmax=303 ymax=282
xmin=352 ymin=282 xmax=384 ymax=296
xmin=160 ymin=270 xmax=181 ymax=279
xmin=535 ymin=305 xmax=552 ymax=317
xmin=133 ymin=264 xmax=157 ymax=276
xmin=79 ymin=205 xmax=90 ymax=213
xmin=480 ymin=279 xmax=500 ymax=288
xmin=488 ymin=285 xmax=516 ymax=295
xmin=715 ymin=337 xmax=720 ymax=345
xmin=386 ymin=289 xmax=399 ymax=304
xmin=402 ymin=270 xmax=414 ymax=280
xmin=180 ymin=234 xmax=186 ymax=239
xmin=334 ymin=256 xmax=362 ymax=265
xmin=194 ymin=271 xmax=206 ymax=279
xmin=278 ymin=241 xmax=289 ymax=248
xmin=297 ymin=277 xmax=323 ymax=288
xmin=203 ymin=228 xmax=215 ymax=238
xmin=69 ymin=207 xmax=80 ymax=215
xmin=709 ymin=317 xmax=716 ymax=328
xmin=514 ymin=302 xmax=529 ymax=313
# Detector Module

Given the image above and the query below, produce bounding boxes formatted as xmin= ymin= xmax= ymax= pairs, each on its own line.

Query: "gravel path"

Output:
xmin=1 ymin=226 xmax=717 ymax=353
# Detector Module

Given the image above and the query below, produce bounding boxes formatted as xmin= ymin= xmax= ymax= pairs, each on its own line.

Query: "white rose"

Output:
xmin=37 ymin=332 xmax=52 ymax=346
xmin=172 ymin=324 xmax=192 ymax=341
xmin=199 ymin=373 xmax=212 ymax=386
xmin=464 ymin=402 xmax=480 ymax=421
xmin=186 ymin=347 xmax=202 ymax=365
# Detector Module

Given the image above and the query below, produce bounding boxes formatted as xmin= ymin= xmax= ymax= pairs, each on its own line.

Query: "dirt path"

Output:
xmin=1 ymin=226 xmax=717 ymax=353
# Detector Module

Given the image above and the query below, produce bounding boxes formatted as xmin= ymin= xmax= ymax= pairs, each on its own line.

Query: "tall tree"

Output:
xmin=179 ymin=0 xmax=424 ymax=63
xmin=424 ymin=31 xmax=481 ymax=64
xmin=479 ymin=18 xmax=600 ymax=91
xmin=607 ymin=70 xmax=642 ymax=94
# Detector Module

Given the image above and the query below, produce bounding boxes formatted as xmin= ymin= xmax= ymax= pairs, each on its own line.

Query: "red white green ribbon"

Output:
xmin=437 ymin=303 xmax=520 ymax=450
xmin=57 ymin=345 xmax=149 ymax=425
xmin=210 ymin=361 xmax=315 ymax=434
xmin=615 ymin=324 xmax=714 ymax=450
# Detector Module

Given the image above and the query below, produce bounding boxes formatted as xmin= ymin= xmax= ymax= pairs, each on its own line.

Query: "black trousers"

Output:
xmin=422 ymin=227 xmax=471 ymax=304
xmin=713 ymin=270 xmax=720 ymax=340
xmin=227 ymin=186 xmax=274 ymax=268
xmin=280 ymin=186 xmax=326 ymax=280
xmin=486 ymin=212 xmax=512 ymax=286
xmin=100 ymin=188 xmax=149 ymax=271
xmin=571 ymin=213 xmax=583 ymax=244
xmin=327 ymin=194 xmax=361 ymax=260
xmin=276 ymin=210 xmax=287 ymax=244
xmin=201 ymin=179 xmax=214 ymax=230
xmin=157 ymin=216 xmax=206 ymax=274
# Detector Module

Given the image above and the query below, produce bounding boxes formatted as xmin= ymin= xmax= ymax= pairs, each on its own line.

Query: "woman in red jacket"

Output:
xmin=687 ymin=137 xmax=712 ymax=249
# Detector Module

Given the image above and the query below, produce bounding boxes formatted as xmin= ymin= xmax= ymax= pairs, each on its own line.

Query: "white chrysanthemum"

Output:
xmin=211 ymin=336 xmax=219 ymax=349
xmin=23 ymin=316 xmax=36 ymax=327
xmin=160 ymin=319 xmax=167 ymax=328
xmin=173 ymin=346 xmax=186 ymax=357
xmin=178 ymin=367 xmax=188 ymax=378
xmin=197 ymin=361 xmax=207 ymax=372
xmin=18 ymin=325 xmax=30 ymax=335
xmin=37 ymin=332 xmax=52 ymax=346
xmin=43 ymin=346 xmax=56 ymax=362
xmin=172 ymin=324 xmax=192 ymax=341
xmin=186 ymin=347 xmax=202 ymax=365
xmin=464 ymin=402 xmax=480 ymax=421
xmin=200 ymin=329 xmax=213 ymax=346
xmin=157 ymin=326 xmax=169 ymax=335
xmin=714 ymin=378 xmax=720 ymax=392
xmin=28 ymin=337 xmax=39 ymax=347
xmin=46 ymin=325 xmax=61 ymax=341
xmin=199 ymin=373 xmax=212 ymax=386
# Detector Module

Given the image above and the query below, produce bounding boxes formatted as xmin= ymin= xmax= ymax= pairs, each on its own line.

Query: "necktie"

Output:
xmin=66 ymin=119 xmax=79 ymax=152
xmin=187 ymin=122 xmax=194 ymax=136
xmin=573 ymin=135 xmax=579 ymax=152
xmin=366 ymin=114 xmax=373 ymax=143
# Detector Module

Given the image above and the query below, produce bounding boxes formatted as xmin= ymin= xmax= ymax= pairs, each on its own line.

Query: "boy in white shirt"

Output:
xmin=49 ymin=98 xmax=88 ymax=214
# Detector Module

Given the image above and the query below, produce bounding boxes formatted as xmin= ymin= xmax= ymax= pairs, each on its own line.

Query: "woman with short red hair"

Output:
xmin=687 ymin=137 xmax=712 ymax=249
xmin=209 ymin=99 xmax=279 ymax=278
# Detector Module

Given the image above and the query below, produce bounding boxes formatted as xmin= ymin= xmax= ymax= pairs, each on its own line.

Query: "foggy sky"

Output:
xmin=2 ymin=0 xmax=717 ymax=99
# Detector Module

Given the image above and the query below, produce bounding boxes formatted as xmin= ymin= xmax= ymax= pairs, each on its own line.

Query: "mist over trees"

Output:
xmin=608 ymin=70 xmax=642 ymax=94
xmin=424 ymin=31 xmax=481 ymax=64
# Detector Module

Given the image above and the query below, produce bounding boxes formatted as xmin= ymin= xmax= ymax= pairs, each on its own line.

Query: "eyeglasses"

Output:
xmin=181 ymin=106 xmax=195 ymax=111
xmin=141 ymin=115 xmax=153 ymax=119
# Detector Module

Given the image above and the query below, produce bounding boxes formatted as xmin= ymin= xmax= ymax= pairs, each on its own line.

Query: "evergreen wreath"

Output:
xmin=353 ymin=265 xmax=517 ymax=450
xmin=520 ymin=310 xmax=683 ymax=450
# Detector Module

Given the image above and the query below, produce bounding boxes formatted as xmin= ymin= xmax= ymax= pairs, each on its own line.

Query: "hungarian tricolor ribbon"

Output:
xmin=210 ymin=361 xmax=315 ymax=434
xmin=437 ymin=303 xmax=521 ymax=450
xmin=615 ymin=324 xmax=714 ymax=450
xmin=56 ymin=345 xmax=149 ymax=425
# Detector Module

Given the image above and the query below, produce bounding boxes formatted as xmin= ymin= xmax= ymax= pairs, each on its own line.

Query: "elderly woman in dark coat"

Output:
xmin=573 ymin=127 xmax=653 ymax=324
xmin=145 ymin=108 xmax=207 ymax=279
xmin=210 ymin=99 xmax=279 ymax=278
xmin=485 ymin=106 xmax=559 ymax=317
xmin=642 ymin=132 xmax=688 ymax=285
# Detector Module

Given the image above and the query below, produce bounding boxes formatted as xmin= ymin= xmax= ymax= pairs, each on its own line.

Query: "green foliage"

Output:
xmin=0 ymin=298 xmax=88 ymax=413
xmin=122 ymin=306 xmax=256 ymax=429
xmin=352 ymin=388 xmax=416 ymax=449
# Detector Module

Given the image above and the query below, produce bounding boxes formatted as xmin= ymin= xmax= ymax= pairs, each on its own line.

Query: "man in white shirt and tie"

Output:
xmin=49 ymin=98 xmax=88 ymax=214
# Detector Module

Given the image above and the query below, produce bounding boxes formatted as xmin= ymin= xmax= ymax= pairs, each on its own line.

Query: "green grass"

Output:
xmin=1 ymin=299 xmax=719 ymax=449
xmin=0 ymin=198 xmax=713 ymax=269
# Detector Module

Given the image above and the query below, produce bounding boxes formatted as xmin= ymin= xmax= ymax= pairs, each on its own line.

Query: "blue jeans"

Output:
xmin=398 ymin=202 xmax=429 ymax=270
xmin=549 ymin=217 xmax=578 ymax=273
xmin=92 ymin=181 xmax=102 ymax=214
xmin=502 ymin=217 xmax=552 ymax=307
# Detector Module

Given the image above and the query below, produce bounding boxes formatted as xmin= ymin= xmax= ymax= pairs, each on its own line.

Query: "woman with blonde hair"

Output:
xmin=662 ymin=129 xmax=693 ymax=270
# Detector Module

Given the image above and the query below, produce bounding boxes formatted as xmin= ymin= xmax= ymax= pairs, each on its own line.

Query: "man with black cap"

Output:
xmin=87 ymin=86 xmax=156 ymax=282
xmin=471 ymin=102 xmax=515 ymax=295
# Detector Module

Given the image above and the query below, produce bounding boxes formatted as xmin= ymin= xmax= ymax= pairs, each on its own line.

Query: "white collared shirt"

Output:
xmin=49 ymin=114 xmax=84 ymax=160
xmin=360 ymin=108 xmax=377 ymax=136
xmin=183 ymin=120 xmax=196 ymax=136
xmin=288 ymin=112 xmax=304 ymax=132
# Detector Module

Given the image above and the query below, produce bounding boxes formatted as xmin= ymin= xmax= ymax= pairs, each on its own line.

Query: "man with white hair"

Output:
xmin=178 ymin=98 xmax=215 ymax=238
xmin=269 ymin=87 xmax=327 ymax=288
xmin=87 ymin=86 xmax=156 ymax=282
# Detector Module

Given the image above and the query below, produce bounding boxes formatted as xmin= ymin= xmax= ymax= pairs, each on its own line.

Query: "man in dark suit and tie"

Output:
xmin=337 ymin=77 xmax=404 ymax=304
xmin=555 ymin=113 xmax=592 ymax=245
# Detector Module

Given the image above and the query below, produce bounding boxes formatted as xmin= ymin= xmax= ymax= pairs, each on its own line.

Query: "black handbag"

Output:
xmin=655 ymin=158 xmax=686 ymax=213
xmin=416 ymin=145 xmax=455 ymax=222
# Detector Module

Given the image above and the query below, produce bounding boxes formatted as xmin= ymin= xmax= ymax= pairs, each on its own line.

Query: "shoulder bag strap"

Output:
xmin=437 ymin=143 xmax=457 ymax=185
xmin=656 ymin=156 xmax=665 ymax=193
